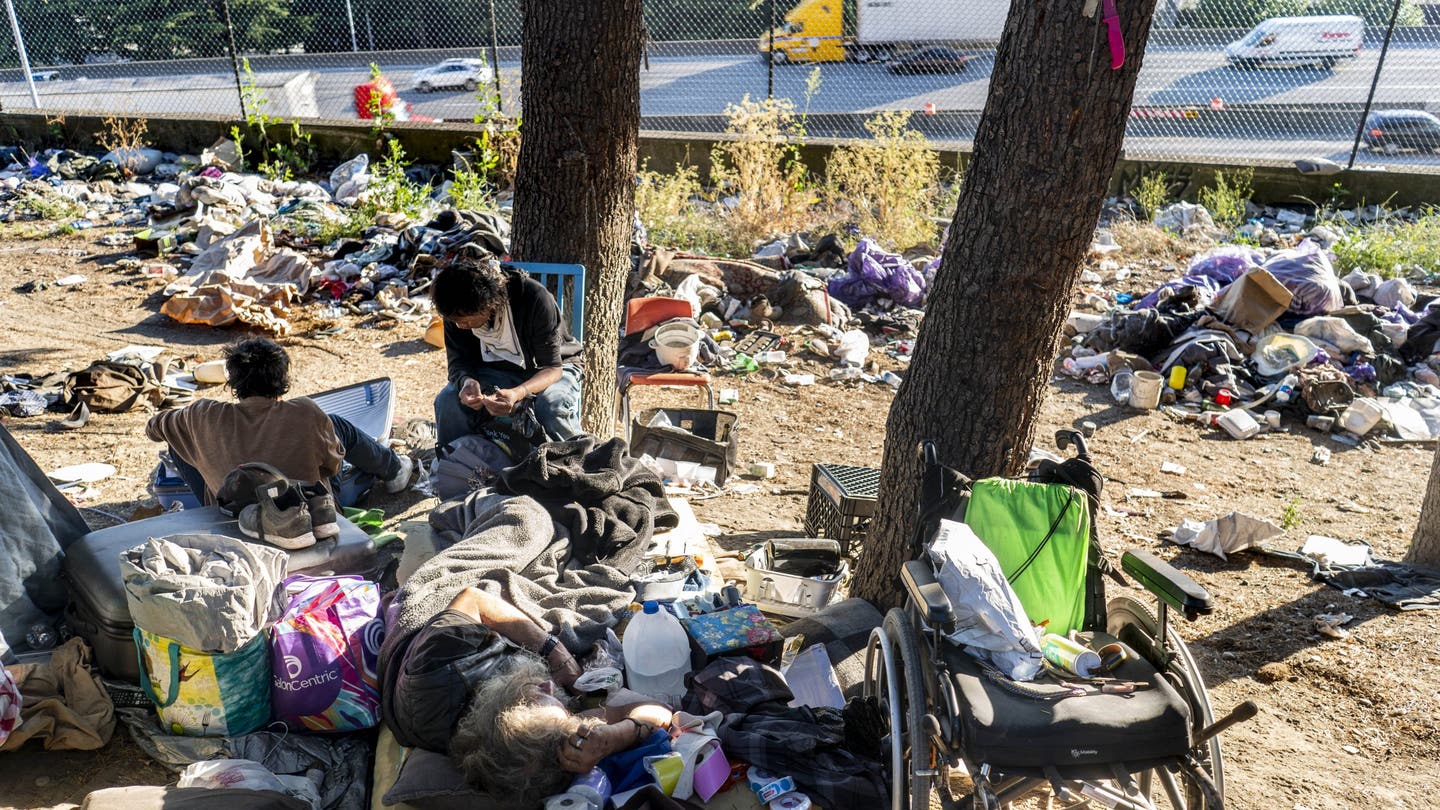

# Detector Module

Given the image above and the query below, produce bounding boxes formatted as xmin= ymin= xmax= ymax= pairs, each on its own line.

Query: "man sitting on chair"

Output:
xmin=431 ymin=257 xmax=584 ymax=446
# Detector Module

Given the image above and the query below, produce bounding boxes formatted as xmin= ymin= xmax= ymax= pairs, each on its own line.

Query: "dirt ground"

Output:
xmin=1 ymin=228 xmax=1438 ymax=809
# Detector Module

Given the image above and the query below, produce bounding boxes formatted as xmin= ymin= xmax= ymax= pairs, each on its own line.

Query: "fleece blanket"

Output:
xmin=379 ymin=493 xmax=636 ymax=681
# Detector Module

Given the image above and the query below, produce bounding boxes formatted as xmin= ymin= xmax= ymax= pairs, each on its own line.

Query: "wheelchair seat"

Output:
xmin=945 ymin=631 xmax=1193 ymax=771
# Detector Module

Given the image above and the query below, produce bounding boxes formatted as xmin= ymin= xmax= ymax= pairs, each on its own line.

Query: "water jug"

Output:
xmin=624 ymin=601 xmax=691 ymax=705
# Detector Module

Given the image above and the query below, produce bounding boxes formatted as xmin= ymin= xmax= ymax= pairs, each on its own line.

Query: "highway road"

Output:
xmin=2 ymin=38 xmax=1439 ymax=169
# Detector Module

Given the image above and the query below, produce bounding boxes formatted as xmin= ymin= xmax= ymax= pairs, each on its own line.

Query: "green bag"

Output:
xmin=964 ymin=478 xmax=1090 ymax=636
xmin=134 ymin=629 xmax=270 ymax=737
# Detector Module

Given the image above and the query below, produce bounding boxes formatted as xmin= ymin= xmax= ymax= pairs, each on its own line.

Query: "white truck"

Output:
xmin=1224 ymin=15 xmax=1365 ymax=69
xmin=760 ymin=0 xmax=1009 ymax=64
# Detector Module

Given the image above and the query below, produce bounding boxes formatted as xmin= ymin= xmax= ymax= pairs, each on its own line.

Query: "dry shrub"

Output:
xmin=824 ymin=110 xmax=942 ymax=250
xmin=709 ymin=96 xmax=813 ymax=252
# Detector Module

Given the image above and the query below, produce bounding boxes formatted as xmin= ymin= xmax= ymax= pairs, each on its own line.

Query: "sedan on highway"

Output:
xmin=1362 ymin=110 xmax=1440 ymax=155
xmin=888 ymin=47 xmax=969 ymax=75
xmin=411 ymin=59 xmax=492 ymax=93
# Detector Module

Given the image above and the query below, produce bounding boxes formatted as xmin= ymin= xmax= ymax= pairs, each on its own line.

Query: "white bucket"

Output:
xmin=650 ymin=321 xmax=702 ymax=370
xmin=1340 ymin=398 xmax=1384 ymax=436
xmin=1128 ymin=370 xmax=1165 ymax=410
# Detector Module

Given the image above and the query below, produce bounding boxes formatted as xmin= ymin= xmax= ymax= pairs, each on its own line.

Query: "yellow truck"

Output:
xmin=759 ymin=0 xmax=1009 ymax=64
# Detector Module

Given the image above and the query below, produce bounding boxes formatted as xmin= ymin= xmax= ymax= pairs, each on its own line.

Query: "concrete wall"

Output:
xmin=1 ymin=109 xmax=1435 ymax=208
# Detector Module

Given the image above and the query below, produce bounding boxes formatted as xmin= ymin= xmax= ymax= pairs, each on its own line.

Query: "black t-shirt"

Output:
xmin=381 ymin=610 xmax=524 ymax=753
xmin=442 ymin=271 xmax=584 ymax=386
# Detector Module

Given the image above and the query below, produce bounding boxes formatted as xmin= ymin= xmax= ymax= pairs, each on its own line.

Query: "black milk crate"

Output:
xmin=803 ymin=463 xmax=881 ymax=558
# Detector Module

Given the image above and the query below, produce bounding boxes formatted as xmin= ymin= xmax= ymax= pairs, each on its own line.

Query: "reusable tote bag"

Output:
xmin=134 ymin=628 xmax=271 ymax=737
xmin=269 ymin=575 xmax=384 ymax=732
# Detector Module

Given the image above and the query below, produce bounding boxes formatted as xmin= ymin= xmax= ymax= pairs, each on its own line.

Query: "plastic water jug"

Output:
xmin=1340 ymin=398 xmax=1384 ymax=436
xmin=624 ymin=601 xmax=692 ymax=705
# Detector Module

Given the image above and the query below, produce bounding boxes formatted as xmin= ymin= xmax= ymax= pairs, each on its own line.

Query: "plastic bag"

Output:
xmin=179 ymin=759 xmax=321 ymax=808
xmin=1294 ymin=316 xmax=1375 ymax=356
xmin=1262 ymin=241 xmax=1344 ymax=317
xmin=827 ymin=239 xmax=927 ymax=309
xmin=926 ymin=519 xmax=1043 ymax=681
xmin=1252 ymin=333 xmax=1318 ymax=377
xmin=1187 ymin=245 xmax=1262 ymax=285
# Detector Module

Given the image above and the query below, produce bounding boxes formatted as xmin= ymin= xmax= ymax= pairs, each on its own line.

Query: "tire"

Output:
xmin=772 ymin=50 xmax=789 ymax=65
xmin=884 ymin=609 xmax=934 ymax=810
xmin=417 ymin=82 xmax=431 ymax=93
xmin=1108 ymin=595 xmax=1225 ymax=808
xmin=463 ymin=78 xmax=477 ymax=91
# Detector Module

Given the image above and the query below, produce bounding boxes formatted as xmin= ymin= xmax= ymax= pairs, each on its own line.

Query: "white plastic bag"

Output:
xmin=927 ymin=520 xmax=1043 ymax=681
xmin=178 ymin=759 xmax=320 ymax=807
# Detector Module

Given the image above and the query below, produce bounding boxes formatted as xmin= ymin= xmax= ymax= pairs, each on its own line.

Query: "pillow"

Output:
xmin=382 ymin=747 xmax=504 ymax=810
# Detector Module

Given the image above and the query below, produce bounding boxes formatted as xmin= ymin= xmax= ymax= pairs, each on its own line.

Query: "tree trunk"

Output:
xmin=509 ymin=0 xmax=642 ymax=437
xmin=1407 ymin=445 xmax=1440 ymax=568
xmin=851 ymin=0 xmax=1159 ymax=608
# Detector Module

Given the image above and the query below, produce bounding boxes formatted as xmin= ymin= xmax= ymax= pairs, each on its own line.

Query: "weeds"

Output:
xmin=1134 ymin=172 xmax=1172 ymax=221
xmin=709 ymin=95 xmax=813 ymax=252
xmin=15 ymin=189 xmax=83 ymax=223
xmin=359 ymin=139 xmax=434 ymax=220
xmin=94 ymin=116 xmax=150 ymax=176
xmin=449 ymin=167 xmax=496 ymax=212
xmin=235 ymin=59 xmax=316 ymax=181
xmin=1332 ymin=212 xmax=1440 ymax=279
xmin=635 ymin=160 xmax=731 ymax=254
xmin=1198 ymin=167 xmax=1254 ymax=229
xmin=1280 ymin=497 xmax=1303 ymax=531
xmin=824 ymin=110 xmax=941 ymax=250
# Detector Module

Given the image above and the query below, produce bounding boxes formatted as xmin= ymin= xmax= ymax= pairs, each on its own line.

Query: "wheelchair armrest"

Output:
xmin=1122 ymin=549 xmax=1213 ymax=620
xmin=902 ymin=560 xmax=956 ymax=630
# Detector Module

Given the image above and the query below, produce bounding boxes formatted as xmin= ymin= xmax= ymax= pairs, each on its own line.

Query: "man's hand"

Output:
xmin=557 ymin=722 xmax=633 ymax=773
xmin=458 ymin=378 xmax=485 ymax=411
xmin=479 ymin=386 xmax=525 ymax=416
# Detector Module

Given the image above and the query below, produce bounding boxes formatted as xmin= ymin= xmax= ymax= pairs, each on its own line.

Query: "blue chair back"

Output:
xmin=504 ymin=262 xmax=587 ymax=342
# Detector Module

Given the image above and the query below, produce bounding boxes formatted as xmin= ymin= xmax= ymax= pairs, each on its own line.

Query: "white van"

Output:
xmin=1224 ymin=15 xmax=1364 ymax=69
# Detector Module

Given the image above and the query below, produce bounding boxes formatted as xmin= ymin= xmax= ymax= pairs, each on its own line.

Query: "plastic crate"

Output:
xmin=149 ymin=462 xmax=202 ymax=511
xmin=630 ymin=407 xmax=740 ymax=485
xmin=803 ymin=464 xmax=881 ymax=557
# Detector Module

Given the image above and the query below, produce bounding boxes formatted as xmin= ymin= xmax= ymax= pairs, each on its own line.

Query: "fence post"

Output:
xmin=488 ymin=0 xmax=503 ymax=114
xmin=3 ymin=0 xmax=39 ymax=107
xmin=1347 ymin=0 xmax=1403 ymax=170
xmin=220 ymin=0 xmax=249 ymax=120
xmin=767 ymin=0 xmax=775 ymax=99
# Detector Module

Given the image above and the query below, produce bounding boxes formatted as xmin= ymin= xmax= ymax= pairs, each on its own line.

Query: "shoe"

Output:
xmin=239 ymin=482 xmax=316 ymax=550
xmin=384 ymin=455 xmax=415 ymax=494
xmin=301 ymin=482 xmax=339 ymax=540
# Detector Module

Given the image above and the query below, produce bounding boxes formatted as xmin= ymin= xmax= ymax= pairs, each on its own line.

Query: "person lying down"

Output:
xmin=382 ymin=586 xmax=672 ymax=807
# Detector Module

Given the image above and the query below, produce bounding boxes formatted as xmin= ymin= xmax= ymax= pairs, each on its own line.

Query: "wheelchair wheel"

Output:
xmin=864 ymin=611 xmax=933 ymax=809
xmin=1108 ymin=595 xmax=1225 ymax=809
xmin=885 ymin=608 xmax=934 ymax=810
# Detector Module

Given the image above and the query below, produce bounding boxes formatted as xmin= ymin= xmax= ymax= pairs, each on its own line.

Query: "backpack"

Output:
xmin=65 ymin=360 xmax=163 ymax=413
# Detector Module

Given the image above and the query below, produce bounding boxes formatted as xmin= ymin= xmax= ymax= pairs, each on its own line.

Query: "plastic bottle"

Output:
xmin=624 ymin=601 xmax=691 ymax=705
xmin=1274 ymin=373 xmax=1299 ymax=405
xmin=1167 ymin=366 xmax=1187 ymax=390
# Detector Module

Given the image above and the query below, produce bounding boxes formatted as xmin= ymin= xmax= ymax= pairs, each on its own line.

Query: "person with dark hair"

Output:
xmin=146 ymin=338 xmax=414 ymax=531
xmin=432 ymin=258 xmax=583 ymax=445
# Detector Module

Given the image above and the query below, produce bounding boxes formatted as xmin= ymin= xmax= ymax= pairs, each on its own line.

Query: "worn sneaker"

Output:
xmin=239 ymin=482 xmax=316 ymax=550
xmin=384 ymin=455 xmax=416 ymax=494
xmin=300 ymin=482 xmax=339 ymax=540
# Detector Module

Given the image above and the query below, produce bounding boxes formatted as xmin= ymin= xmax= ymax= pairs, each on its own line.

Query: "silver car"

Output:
xmin=411 ymin=59 xmax=493 ymax=93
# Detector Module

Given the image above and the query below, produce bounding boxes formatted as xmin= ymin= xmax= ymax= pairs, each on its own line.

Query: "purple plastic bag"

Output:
xmin=1187 ymin=245 xmax=1262 ymax=286
xmin=1135 ymin=276 xmax=1224 ymax=310
xmin=269 ymin=574 xmax=384 ymax=732
xmin=828 ymin=239 xmax=927 ymax=309
xmin=1262 ymin=241 xmax=1344 ymax=317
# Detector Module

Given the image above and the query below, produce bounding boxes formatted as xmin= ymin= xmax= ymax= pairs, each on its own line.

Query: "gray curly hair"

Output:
xmin=450 ymin=654 xmax=598 ymax=806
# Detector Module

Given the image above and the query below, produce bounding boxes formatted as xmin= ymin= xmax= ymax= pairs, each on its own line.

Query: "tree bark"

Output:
xmin=509 ymin=0 xmax=642 ymax=437
xmin=851 ymin=0 xmax=1159 ymax=608
xmin=1407 ymin=445 xmax=1440 ymax=568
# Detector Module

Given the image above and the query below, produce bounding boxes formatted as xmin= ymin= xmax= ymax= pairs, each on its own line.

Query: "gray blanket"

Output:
xmin=379 ymin=493 xmax=635 ymax=678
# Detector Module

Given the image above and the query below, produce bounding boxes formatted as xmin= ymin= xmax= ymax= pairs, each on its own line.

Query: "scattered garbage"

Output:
xmin=1167 ymin=512 xmax=1284 ymax=560
xmin=1313 ymin=612 xmax=1354 ymax=639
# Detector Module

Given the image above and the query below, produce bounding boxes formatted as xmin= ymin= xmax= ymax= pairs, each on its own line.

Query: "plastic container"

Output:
xmin=1167 ymin=366 xmax=1187 ymax=390
xmin=624 ymin=601 xmax=692 ymax=705
xmin=1128 ymin=371 xmax=1165 ymax=410
xmin=1218 ymin=409 xmax=1261 ymax=440
xmin=1340 ymin=398 xmax=1384 ymax=436
xmin=1041 ymin=633 xmax=1101 ymax=678
xmin=650 ymin=321 xmax=702 ymax=370
xmin=193 ymin=359 xmax=228 ymax=384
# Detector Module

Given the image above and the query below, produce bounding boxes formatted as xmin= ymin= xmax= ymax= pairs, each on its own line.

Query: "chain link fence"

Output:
xmin=1 ymin=0 xmax=1438 ymax=173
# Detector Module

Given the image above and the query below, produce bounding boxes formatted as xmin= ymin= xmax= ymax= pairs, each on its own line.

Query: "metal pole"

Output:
xmin=3 ymin=0 xmax=39 ymax=107
xmin=345 ymin=0 xmax=359 ymax=52
xmin=767 ymin=0 xmax=775 ymax=99
xmin=219 ymin=0 xmax=248 ymax=119
xmin=366 ymin=8 xmax=375 ymax=51
xmin=487 ymin=0 xmax=503 ymax=114
xmin=1347 ymin=0 xmax=1402 ymax=170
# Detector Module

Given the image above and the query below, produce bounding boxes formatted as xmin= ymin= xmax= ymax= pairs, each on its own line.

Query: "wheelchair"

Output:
xmin=864 ymin=432 xmax=1256 ymax=809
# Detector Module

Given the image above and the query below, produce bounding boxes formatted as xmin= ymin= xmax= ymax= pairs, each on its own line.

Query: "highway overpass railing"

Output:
xmin=0 ymin=0 xmax=1437 ymax=174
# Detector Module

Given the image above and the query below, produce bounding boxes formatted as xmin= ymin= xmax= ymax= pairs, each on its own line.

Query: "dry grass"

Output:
xmin=823 ymin=110 xmax=942 ymax=251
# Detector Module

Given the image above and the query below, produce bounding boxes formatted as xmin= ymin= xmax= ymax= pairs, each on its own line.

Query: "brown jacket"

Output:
xmin=146 ymin=396 xmax=342 ymax=497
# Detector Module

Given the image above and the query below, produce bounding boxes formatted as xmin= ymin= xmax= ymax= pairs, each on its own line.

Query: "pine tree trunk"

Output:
xmin=851 ymin=0 xmax=1159 ymax=608
xmin=509 ymin=0 xmax=643 ymax=437
xmin=1407 ymin=445 xmax=1440 ymax=568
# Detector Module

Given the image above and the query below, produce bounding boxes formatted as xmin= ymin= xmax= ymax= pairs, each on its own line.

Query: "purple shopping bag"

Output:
xmin=268 ymin=575 xmax=385 ymax=732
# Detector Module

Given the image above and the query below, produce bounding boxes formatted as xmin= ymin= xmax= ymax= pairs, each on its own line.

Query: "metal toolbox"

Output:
xmin=743 ymin=539 xmax=849 ymax=618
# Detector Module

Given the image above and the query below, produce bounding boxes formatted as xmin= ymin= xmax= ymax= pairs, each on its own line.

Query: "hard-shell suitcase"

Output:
xmin=64 ymin=505 xmax=378 ymax=681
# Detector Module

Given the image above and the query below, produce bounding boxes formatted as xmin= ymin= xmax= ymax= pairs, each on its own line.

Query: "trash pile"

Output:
xmin=1063 ymin=230 xmax=1440 ymax=446
xmin=2 ymin=144 xmax=502 ymax=336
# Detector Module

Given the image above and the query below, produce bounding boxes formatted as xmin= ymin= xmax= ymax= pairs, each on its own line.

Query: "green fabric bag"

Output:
xmin=964 ymin=478 xmax=1090 ymax=635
